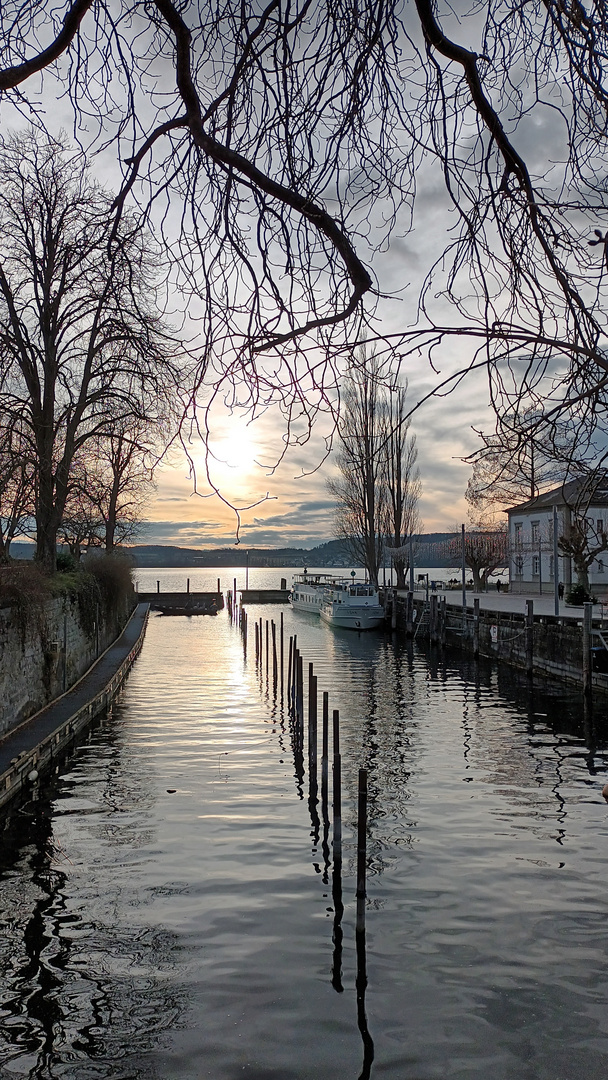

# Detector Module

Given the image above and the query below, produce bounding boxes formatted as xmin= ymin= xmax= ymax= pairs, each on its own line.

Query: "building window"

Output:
xmin=532 ymin=555 xmax=539 ymax=575
xmin=598 ymin=520 xmax=604 ymax=534
xmin=598 ymin=560 xmax=605 ymax=574
xmin=531 ymin=521 xmax=540 ymax=543
xmin=549 ymin=556 xmax=554 ymax=579
xmin=514 ymin=523 xmax=523 ymax=546
xmin=515 ymin=556 xmax=523 ymax=576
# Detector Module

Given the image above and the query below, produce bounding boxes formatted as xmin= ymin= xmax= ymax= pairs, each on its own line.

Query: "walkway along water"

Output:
xmin=0 ymin=602 xmax=149 ymax=810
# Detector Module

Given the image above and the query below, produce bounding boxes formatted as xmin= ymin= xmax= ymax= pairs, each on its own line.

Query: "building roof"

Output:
xmin=505 ymin=475 xmax=608 ymax=514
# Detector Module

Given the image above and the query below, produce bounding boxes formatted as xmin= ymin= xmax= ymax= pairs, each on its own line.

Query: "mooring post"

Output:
xmin=187 ymin=577 xmax=190 ymax=594
xmin=583 ymin=601 xmax=593 ymax=697
xmin=217 ymin=577 xmax=221 ymax=594
xmin=297 ymin=653 xmax=304 ymax=733
xmin=391 ymin=587 xmax=398 ymax=630
xmin=255 ymin=620 xmax=259 ymax=662
xmin=321 ymin=691 xmax=329 ymax=808
xmin=440 ymin=595 xmax=447 ymax=646
xmin=156 ymin=580 xmax=160 ymax=594
xmin=526 ymin=599 xmax=534 ymax=677
xmin=430 ymin=594 xmax=438 ymax=644
xmin=272 ymin=621 xmax=278 ymax=685
xmin=308 ymin=665 xmax=318 ymax=792
xmin=265 ymin=620 xmax=269 ymax=677
xmin=406 ymin=591 xmax=413 ymax=637
xmin=333 ymin=709 xmax=342 ymax=861
xmin=287 ymin=635 xmax=293 ymax=697
xmin=473 ymin=597 xmax=480 ymax=658
xmin=356 ymin=769 xmax=368 ymax=934
xmin=280 ymin=611 xmax=284 ymax=696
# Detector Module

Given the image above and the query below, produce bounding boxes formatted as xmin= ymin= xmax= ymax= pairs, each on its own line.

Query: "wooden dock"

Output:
xmin=137 ymin=591 xmax=223 ymax=614
xmin=239 ymin=589 xmax=290 ymax=604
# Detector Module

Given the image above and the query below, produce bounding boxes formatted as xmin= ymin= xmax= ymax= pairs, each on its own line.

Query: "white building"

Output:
xmin=506 ymin=479 xmax=608 ymax=595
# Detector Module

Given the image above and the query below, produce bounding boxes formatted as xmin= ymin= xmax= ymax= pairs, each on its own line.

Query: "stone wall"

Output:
xmin=0 ymin=592 xmax=133 ymax=737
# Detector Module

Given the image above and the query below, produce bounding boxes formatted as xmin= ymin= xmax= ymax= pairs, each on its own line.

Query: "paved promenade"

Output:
xmin=0 ymin=603 xmax=149 ymax=778
xmin=406 ymin=588 xmax=607 ymax=620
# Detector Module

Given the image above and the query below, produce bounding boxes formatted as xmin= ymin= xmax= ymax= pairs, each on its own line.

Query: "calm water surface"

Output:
xmin=1 ymin=570 xmax=608 ymax=1079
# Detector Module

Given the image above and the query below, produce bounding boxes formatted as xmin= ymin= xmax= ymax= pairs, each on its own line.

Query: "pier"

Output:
xmin=0 ymin=602 xmax=149 ymax=810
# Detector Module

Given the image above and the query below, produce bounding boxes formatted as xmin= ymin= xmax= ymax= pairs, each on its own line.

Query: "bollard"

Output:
xmin=440 ymin=595 xmax=447 ymax=646
xmin=157 ymin=580 xmax=160 ymax=594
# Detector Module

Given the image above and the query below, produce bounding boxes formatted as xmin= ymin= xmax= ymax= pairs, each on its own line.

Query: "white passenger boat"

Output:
xmin=319 ymin=581 xmax=385 ymax=631
xmin=290 ymin=572 xmax=338 ymax=614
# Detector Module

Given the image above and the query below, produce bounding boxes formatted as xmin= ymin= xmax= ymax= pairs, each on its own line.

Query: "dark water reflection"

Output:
xmin=1 ymin=608 xmax=608 ymax=1079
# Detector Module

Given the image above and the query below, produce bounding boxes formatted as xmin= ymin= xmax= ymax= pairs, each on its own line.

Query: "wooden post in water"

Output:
xmin=271 ymin=620 xmax=278 ymax=685
xmin=440 ymin=595 xmax=447 ymax=646
xmin=321 ymin=691 xmax=329 ymax=809
xmin=280 ymin=611 xmax=284 ymax=696
xmin=187 ymin=577 xmax=190 ymax=594
xmin=265 ymin=620 xmax=269 ymax=678
xmin=287 ymin=635 xmax=293 ymax=699
xmin=583 ymin=601 xmax=593 ymax=697
xmin=473 ymin=597 xmax=480 ymax=658
xmin=333 ymin=709 xmax=342 ymax=861
xmin=406 ymin=591 xmax=413 ymax=637
xmin=297 ymin=653 xmax=304 ymax=735
xmin=308 ymin=665 xmax=318 ymax=792
xmin=391 ymin=588 xmax=398 ymax=630
xmin=233 ymin=578 xmax=237 ymax=621
xmin=156 ymin=580 xmax=160 ymax=594
xmin=526 ymin=599 xmax=534 ymax=677
xmin=356 ymin=769 xmax=368 ymax=934
xmin=430 ymin=594 xmax=438 ymax=644
xmin=217 ymin=577 xmax=221 ymax=594
xmin=255 ymin=621 xmax=259 ymax=662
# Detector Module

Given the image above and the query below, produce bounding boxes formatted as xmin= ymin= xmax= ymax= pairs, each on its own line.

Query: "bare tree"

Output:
xmin=445 ymin=528 xmax=509 ymax=593
xmin=88 ymin=426 xmax=158 ymax=553
xmin=556 ymin=474 xmax=608 ymax=595
xmin=329 ymin=352 xmax=421 ymax=587
xmin=328 ymin=353 xmax=387 ymax=587
xmin=381 ymin=385 xmax=422 ymax=588
xmin=0 ymin=417 xmax=35 ymax=560
xmin=3 ymin=0 xmax=608 ymax=454
xmin=0 ymin=130 xmax=183 ymax=571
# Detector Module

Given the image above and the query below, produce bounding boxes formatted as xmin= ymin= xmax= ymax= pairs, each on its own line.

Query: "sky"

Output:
xmin=0 ymin=4 xmax=562 ymax=551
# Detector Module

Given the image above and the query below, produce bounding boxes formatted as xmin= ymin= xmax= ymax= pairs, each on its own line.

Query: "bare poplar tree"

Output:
xmin=328 ymin=354 xmax=387 ymax=587
xmin=0 ymin=131 xmax=184 ymax=570
xmin=381 ymin=386 xmax=422 ymax=587
xmin=329 ymin=352 xmax=421 ymax=586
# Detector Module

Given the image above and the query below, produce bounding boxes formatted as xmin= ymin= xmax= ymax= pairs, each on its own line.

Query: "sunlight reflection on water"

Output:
xmin=0 ymin=590 xmax=607 ymax=1079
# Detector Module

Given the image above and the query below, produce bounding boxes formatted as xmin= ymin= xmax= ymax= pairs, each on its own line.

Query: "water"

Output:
xmin=1 ymin=573 xmax=607 ymax=1079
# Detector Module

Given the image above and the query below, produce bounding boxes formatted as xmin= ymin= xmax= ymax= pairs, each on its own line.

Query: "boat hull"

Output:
xmin=319 ymin=605 xmax=385 ymax=631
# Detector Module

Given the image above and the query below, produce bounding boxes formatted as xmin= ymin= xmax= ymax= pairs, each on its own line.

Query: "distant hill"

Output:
xmin=123 ymin=534 xmax=460 ymax=568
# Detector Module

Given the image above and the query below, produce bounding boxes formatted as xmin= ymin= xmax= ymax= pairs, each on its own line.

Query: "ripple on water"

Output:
xmin=0 ymin=608 xmax=607 ymax=1078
